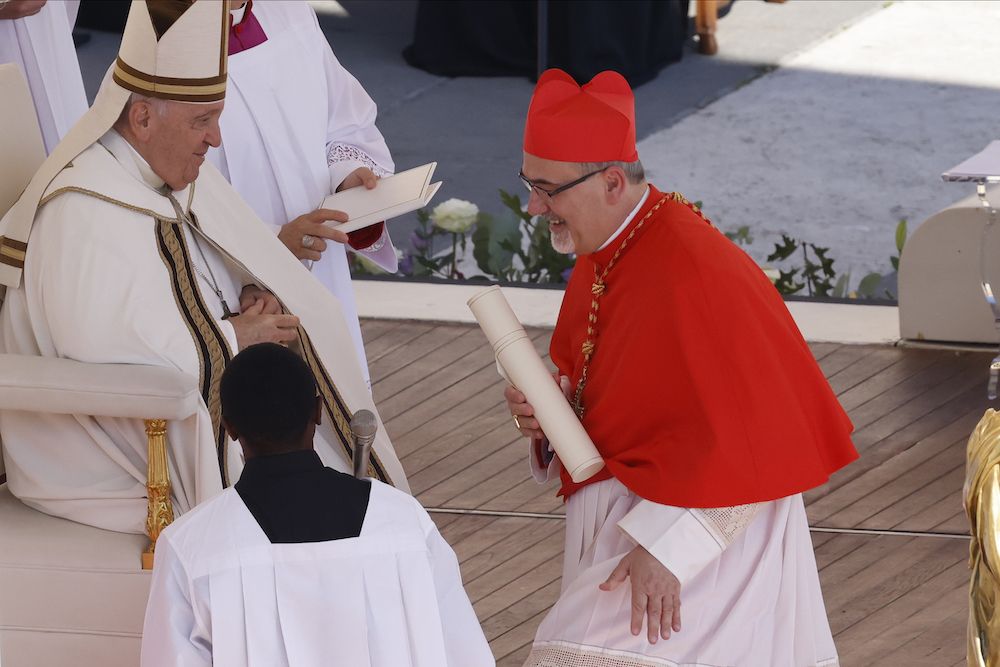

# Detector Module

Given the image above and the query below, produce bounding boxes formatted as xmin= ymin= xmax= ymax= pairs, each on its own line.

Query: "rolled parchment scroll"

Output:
xmin=467 ymin=286 xmax=604 ymax=483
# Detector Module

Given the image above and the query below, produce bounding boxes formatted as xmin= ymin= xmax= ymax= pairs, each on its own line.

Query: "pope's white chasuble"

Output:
xmin=0 ymin=131 xmax=408 ymax=533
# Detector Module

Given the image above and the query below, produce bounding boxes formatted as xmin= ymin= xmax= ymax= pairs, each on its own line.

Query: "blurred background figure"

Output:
xmin=0 ymin=0 xmax=88 ymax=154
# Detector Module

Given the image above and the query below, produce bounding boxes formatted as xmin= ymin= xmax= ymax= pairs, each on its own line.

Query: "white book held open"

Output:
xmin=320 ymin=162 xmax=443 ymax=233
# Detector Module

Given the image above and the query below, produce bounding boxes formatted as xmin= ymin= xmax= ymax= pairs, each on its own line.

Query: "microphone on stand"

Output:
xmin=349 ymin=409 xmax=378 ymax=479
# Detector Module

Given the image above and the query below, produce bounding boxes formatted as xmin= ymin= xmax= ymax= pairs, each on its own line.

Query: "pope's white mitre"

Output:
xmin=0 ymin=0 xmax=230 ymax=288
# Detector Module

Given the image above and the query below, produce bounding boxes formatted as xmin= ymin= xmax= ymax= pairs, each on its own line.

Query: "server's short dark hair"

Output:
xmin=221 ymin=343 xmax=318 ymax=449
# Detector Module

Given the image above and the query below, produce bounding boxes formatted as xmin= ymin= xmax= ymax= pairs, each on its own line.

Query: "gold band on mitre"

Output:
xmin=113 ymin=57 xmax=227 ymax=103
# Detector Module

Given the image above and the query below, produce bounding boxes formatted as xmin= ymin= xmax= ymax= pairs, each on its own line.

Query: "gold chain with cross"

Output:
xmin=571 ymin=192 xmax=710 ymax=418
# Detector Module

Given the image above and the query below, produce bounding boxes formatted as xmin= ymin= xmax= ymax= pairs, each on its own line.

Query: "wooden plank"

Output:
xmin=872 ymin=608 xmax=966 ymax=666
xmin=491 ymin=608 xmax=550 ymax=664
xmin=373 ymin=326 xmax=493 ymax=408
xmin=818 ymin=438 xmax=965 ymax=530
xmin=405 ymin=405 xmax=515 ymax=490
xmin=420 ymin=440 xmax=525 ymax=508
xmin=474 ymin=557 xmax=562 ymax=623
xmin=359 ymin=318 xmax=400 ymax=343
xmin=806 ymin=408 xmax=978 ymax=521
xmin=497 ymin=642 xmax=533 ymax=667
xmin=368 ymin=323 xmax=473 ymax=384
xmin=837 ymin=349 xmax=972 ymax=415
xmin=449 ymin=516 xmax=538 ymax=564
xmin=481 ymin=475 xmax=561 ymax=513
xmin=807 ymin=342 xmax=843 ymax=362
xmin=436 ymin=513 xmax=499 ymax=546
xmin=834 ymin=560 xmax=967 ymax=665
xmin=815 ymin=344 xmax=882 ymax=379
xmin=481 ymin=578 xmax=561 ymax=640
xmin=382 ymin=329 xmax=550 ymax=441
xmin=810 ymin=382 xmax=987 ymax=505
xmin=462 ymin=519 xmax=565 ymax=582
xmin=823 ymin=536 xmax=966 ymax=635
xmin=858 ymin=462 xmax=965 ymax=531
xmin=465 ymin=530 xmax=565 ymax=604
xmin=846 ymin=352 xmax=983 ymax=433
xmin=826 ymin=346 xmax=907 ymax=396
xmin=364 ymin=320 xmax=434 ymax=361
xmin=933 ymin=508 xmax=969 ymax=535
xmin=444 ymin=455 xmax=539 ymax=509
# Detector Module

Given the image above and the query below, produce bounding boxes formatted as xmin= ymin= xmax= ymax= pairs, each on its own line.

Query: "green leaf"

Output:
xmin=890 ymin=255 xmax=899 ymax=271
xmin=857 ymin=272 xmax=883 ymax=297
xmin=472 ymin=210 xmax=521 ymax=276
xmin=833 ymin=273 xmax=850 ymax=298
xmin=724 ymin=225 xmax=753 ymax=246
xmin=774 ymin=268 xmax=804 ymax=295
xmin=895 ymin=218 xmax=908 ymax=253
xmin=766 ymin=234 xmax=799 ymax=262
xmin=499 ymin=189 xmax=532 ymax=222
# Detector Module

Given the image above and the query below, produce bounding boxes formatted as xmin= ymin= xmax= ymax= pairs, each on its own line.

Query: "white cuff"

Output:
xmin=528 ymin=438 xmax=561 ymax=483
xmin=617 ymin=500 xmax=723 ymax=586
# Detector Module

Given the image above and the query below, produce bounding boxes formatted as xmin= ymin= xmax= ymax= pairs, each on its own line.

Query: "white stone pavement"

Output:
xmin=638 ymin=0 xmax=1000 ymax=287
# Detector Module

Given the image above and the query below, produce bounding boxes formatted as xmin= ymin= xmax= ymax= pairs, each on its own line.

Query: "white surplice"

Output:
xmin=523 ymin=449 xmax=839 ymax=667
xmin=141 ymin=480 xmax=494 ymax=667
xmin=207 ymin=1 xmax=397 ymax=384
xmin=0 ymin=0 xmax=87 ymax=154
xmin=0 ymin=130 xmax=409 ymax=534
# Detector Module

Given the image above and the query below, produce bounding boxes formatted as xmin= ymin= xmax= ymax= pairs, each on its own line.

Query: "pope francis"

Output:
xmin=0 ymin=0 xmax=408 ymax=534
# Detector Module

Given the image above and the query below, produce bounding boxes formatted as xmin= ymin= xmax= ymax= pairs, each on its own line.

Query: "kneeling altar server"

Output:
xmin=141 ymin=343 xmax=494 ymax=667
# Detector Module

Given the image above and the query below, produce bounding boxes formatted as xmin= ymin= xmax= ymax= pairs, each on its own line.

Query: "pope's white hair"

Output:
xmin=114 ymin=93 xmax=170 ymax=130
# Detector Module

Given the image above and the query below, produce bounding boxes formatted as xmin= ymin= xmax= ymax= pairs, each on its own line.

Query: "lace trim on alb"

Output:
xmin=325 ymin=142 xmax=390 ymax=177
xmin=692 ymin=503 xmax=763 ymax=548
xmin=525 ymin=640 xmax=840 ymax=667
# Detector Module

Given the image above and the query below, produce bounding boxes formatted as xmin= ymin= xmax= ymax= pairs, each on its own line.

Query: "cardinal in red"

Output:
xmin=507 ymin=68 xmax=856 ymax=667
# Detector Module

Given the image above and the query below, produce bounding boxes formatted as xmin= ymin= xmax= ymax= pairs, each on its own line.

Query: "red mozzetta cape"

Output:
xmin=551 ymin=185 xmax=858 ymax=507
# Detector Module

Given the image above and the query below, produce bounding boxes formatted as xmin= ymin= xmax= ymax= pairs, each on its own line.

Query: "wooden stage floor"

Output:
xmin=362 ymin=319 xmax=991 ymax=667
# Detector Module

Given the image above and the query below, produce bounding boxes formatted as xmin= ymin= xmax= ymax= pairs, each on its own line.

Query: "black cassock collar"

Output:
xmin=235 ymin=449 xmax=371 ymax=544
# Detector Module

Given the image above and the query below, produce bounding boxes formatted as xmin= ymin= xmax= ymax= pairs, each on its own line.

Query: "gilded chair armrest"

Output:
xmin=0 ymin=354 xmax=199 ymax=420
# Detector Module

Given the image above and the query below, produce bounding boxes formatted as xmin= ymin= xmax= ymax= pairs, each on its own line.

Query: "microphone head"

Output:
xmin=349 ymin=409 xmax=378 ymax=439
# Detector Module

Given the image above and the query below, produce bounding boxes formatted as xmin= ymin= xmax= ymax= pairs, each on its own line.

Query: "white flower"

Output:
xmin=761 ymin=266 xmax=781 ymax=284
xmin=431 ymin=198 xmax=479 ymax=234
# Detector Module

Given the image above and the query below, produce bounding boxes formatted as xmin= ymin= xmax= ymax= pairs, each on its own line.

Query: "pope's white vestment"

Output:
xmin=207 ymin=1 xmax=397 ymax=383
xmin=140 ymin=480 xmax=494 ymax=667
xmin=524 ymin=451 xmax=839 ymax=667
xmin=0 ymin=0 xmax=87 ymax=153
xmin=0 ymin=129 xmax=408 ymax=533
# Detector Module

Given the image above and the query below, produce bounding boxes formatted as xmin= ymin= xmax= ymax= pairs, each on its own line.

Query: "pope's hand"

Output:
xmin=229 ymin=300 xmax=300 ymax=350
xmin=0 ymin=1 xmax=47 ymax=20
xmin=277 ymin=209 xmax=350 ymax=261
xmin=239 ymin=285 xmax=282 ymax=315
xmin=505 ymin=373 xmax=571 ymax=439
xmin=600 ymin=546 xmax=682 ymax=644
xmin=337 ymin=166 xmax=379 ymax=192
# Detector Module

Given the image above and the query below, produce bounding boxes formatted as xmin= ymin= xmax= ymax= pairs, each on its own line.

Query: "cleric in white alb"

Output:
xmin=208 ymin=0 xmax=398 ymax=385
